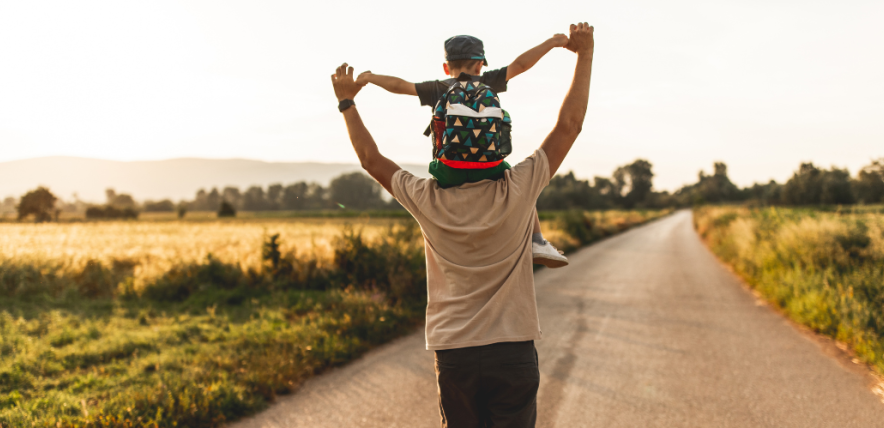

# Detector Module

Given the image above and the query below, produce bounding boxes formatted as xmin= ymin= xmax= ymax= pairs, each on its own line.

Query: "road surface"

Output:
xmin=230 ymin=210 xmax=884 ymax=427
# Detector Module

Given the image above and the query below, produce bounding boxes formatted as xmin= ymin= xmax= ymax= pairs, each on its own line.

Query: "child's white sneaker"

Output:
xmin=532 ymin=241 xmax=568 ymax=268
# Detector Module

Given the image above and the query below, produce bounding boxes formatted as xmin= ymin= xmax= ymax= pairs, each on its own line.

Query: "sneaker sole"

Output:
xmin=533 ymin=255 xmax=569 ymax=268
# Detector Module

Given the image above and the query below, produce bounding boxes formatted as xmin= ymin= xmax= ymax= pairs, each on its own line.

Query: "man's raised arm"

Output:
xmin=540 ymin=23 xmax=594 ymax=177
xmin=331 ymin=63 xmax=402 ymax=195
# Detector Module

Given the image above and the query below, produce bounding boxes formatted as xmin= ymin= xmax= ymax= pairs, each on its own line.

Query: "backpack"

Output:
xmin=425 ymin=77 xmax=512 ymax=169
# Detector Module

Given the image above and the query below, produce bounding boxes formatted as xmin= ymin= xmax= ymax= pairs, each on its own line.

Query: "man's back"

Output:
xmin=392 ymin=149 xmax=550 ymax=350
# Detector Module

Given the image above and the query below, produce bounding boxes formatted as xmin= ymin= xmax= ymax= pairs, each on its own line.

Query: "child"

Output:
xmin=356 ymin=34 xmax=569 ymax=268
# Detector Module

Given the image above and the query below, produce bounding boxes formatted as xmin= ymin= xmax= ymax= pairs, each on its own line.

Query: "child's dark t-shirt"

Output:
xmin=415 ymin=67 xmax=509 ymax=107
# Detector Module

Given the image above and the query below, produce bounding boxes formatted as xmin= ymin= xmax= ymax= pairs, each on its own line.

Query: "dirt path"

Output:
xmin=229 ymin=211 xmax=884 ymax=427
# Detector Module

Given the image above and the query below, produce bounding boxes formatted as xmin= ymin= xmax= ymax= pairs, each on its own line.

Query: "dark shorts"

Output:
xmin=429 ymin=160 xmax=512 ymax=188
xmin=434 ymin=341 xmax=539 ymax=428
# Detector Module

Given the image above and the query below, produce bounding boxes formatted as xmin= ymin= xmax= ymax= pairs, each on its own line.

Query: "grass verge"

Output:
xmin=694 ymin=206 xmax=884 ymax=374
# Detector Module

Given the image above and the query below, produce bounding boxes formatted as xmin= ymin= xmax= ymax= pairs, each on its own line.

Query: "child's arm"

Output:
xmin=506 ymin=34 xmax=569 ymax=81
xmin=356 ymin=71 xmax=418 ymax=96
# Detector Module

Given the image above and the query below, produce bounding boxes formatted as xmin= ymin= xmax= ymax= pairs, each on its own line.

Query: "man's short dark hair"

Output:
xmin=447 ymin=59 xmax=482 ymax=71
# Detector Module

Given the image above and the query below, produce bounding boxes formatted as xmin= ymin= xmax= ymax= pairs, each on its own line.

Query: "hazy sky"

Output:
xmin=1 ymin=0 xmax=882 ymax=191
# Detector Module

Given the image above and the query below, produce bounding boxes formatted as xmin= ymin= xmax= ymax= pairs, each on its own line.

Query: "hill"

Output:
xmin=0 ymin=157 xmax=429 ymax=202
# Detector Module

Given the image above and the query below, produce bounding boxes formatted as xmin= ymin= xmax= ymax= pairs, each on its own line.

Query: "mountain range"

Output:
xmin=0 ymin=157 xmax=429 ymax=203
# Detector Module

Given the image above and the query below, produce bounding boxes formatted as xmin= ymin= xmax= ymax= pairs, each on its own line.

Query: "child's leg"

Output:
xmin=531 ymin=209 xmax=568 ymax=267
xmin=531 ymin=211 xmax=547 ymax=244
xmin=532 ymin=211 xmax=543 ymax=241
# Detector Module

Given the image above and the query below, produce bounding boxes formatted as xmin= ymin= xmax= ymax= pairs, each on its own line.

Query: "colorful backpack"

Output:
xmin=426 ymin=78 xmax=512 ymax=169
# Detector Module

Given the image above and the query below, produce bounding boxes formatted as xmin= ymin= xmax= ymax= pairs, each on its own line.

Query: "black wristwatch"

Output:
xmin=338 ymin=99 xmax=355 ymax=112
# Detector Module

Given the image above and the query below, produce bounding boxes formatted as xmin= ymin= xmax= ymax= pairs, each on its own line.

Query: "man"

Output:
xmin=331 ymin=22 xmax=594 ymax=428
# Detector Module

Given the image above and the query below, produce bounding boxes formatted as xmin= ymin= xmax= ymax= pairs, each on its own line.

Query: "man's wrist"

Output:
xmin=338 ymin=98 xmax=355 ymax=112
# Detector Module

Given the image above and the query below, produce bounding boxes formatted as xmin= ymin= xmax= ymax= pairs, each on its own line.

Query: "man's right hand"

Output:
xmin=564 ymin=22 xmax=594 ymax=55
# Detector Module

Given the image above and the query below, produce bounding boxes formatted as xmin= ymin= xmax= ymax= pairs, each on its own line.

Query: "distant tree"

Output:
xmin=242 ymin=186 xmax=268 ymax=211
xmin=206 ymin=188 xmax=221 ymax=211
xmin=1 ymin=197 xmax=16 ymax=214
xmin=143 ymin=199 xmax=175 ymax=212
xmin=613 ymin=159 xmax=654 ymax=208
xmin=781 ymin=163 xmax=822 ymax=205
xmin=746 ymin=180 xmax=782 ymax=206
xmin=853 ymin=158 xmax=884 ymax=204
xmin=282 ymin=182 xmax=327 ymax=210
xmin=537 ymin=172 xmax=592 ymax=210
xmin=177 ymin=205 xmax=187 ymax=219
xmin=105 ymin=188 xmax=136 ymax=208
xmin=781 ymin=163 xmax=854 ymax=205
xmin=222 ymin=187 xmax=242 ymax=209
xmin=192 ymin=189 xmax=209 ymax=211
xmin=592 ymin=177 xmax=618 ymax=201
xmin=218 ymin=201 xmax=236 ymax=217
xmin=282 ymin=182 xmax=309 ymax=210
xmin=536 ymin=172 xmax=617 ymax=210
xmin=267 ymin=184 xmax=283 ymax=210
xmin=820 ymin=167 xmax=854 ymax=205
xmin=17 ymin=187 xmax=57 ymax=222
xmin=85 ymin=206 xmax=138 ymax=220
xmin=329 ymin=172 xmax=384 ymax=210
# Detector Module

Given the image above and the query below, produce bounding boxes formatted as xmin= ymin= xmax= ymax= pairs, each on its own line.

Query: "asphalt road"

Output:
xmin=230 ymin=210 xmax=884 ymax=428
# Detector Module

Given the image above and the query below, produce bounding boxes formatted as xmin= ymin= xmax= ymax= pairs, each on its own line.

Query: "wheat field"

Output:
xmin=0 ymin=218 xmax=401 ymax=289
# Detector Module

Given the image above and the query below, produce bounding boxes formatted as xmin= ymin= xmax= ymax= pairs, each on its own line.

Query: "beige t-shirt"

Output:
xmin=392 ymin=149 xmax=551 ymax=350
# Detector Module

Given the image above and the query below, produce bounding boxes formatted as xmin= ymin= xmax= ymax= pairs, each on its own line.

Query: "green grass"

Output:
xmin=695 ymin=206 xmax=884 ymax=374
xmin=1 ymin=289 xmax=419 ymax=427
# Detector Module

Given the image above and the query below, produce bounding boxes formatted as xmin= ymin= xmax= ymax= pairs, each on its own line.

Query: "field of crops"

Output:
xmin=0 ymin=217 xmax=399 ymax=292
xmin=694 ymin=206 xmax=884 ymax=375
xmin=1 ymin=210 xmax=669 ymax=427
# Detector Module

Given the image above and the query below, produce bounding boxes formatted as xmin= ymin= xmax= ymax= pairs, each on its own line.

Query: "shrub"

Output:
xmin=85 ymin=206 xmax=139 ymax=220
xmin=143 ymin=199 xmax=175 ymax=212
xmin=142 ymin=255 xmax=249 ymax=301
xmin=218 ymin=201 xmax=236 ymax=218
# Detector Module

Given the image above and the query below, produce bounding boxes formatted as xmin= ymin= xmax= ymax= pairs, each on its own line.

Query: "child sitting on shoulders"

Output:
xmin=357 ymin=34 xmax=569 ymax=268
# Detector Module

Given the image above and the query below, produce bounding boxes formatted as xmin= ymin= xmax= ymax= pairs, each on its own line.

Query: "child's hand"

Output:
xmin=549 ymin=33 xmax=569 ymax=48
xmin=355 ymin=70 xmax=373 ymax=87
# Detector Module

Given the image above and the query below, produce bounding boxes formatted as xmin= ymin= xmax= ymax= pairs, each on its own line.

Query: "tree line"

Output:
xmin=6 ymin=158 xmax=884 ymax=222
xmin=3 ymin=172 xmax=402 ymax=221
xmin=537 ymin=158 xmax=884 ymax=210
xmin=171 ymin=172 xmax=400 ymax=213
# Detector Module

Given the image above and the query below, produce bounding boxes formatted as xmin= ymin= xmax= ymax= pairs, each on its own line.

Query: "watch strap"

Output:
xmin=338 ymin=99 xmax=355 ymax=112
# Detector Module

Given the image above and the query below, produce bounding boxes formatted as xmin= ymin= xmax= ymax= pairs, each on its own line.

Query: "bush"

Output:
xmin=142 ymin=255 xmax=250 ymax=301
xmin=143 ymin=199 xmax=175 ymax=212
xmin=85 ymin=206 xmax=139 ymax=220
xmin=218 ymin=201 xmax=236 ymax=217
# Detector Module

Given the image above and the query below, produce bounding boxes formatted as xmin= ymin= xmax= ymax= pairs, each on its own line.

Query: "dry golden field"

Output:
xmin=0 ymin=217 xmax=402 ymax=289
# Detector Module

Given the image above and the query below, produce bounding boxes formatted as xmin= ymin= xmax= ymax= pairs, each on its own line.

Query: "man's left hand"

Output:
xmin=331 ymin=63 xmax=362 ymax=102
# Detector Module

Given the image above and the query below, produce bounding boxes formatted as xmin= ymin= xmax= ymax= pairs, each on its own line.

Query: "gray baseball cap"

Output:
xmin=444 ymin=35 xmax=488 ymax=66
